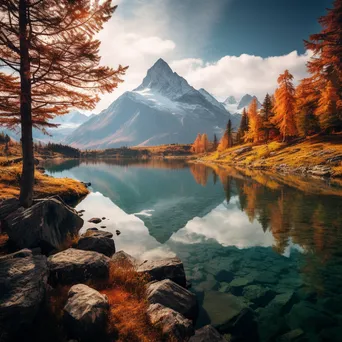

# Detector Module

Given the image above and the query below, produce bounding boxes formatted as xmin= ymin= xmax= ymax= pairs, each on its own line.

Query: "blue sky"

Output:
xmin=95 ymin=0 xmax=333 ymax=112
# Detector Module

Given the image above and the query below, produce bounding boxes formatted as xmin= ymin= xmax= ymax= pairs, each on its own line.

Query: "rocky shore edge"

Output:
xmin=0 ymin=197 xmax=226 ymax=342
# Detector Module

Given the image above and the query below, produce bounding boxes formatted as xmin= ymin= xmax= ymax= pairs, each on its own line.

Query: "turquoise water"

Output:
xmin=44 ymin=159 xmax=342 ymax=341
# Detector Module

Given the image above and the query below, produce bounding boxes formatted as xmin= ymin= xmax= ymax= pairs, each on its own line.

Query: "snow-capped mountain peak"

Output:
xmin=134 ymin=58 xmax=193 ymax=100
xmin=223 ymin=96 xmax=237 ymax=105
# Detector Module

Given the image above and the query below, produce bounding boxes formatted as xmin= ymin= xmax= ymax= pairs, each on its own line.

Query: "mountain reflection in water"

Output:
xmin=43 ymin=159 xmax=342 ymax=341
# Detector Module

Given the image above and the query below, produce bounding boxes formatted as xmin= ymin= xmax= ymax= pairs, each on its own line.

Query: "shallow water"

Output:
xmin=44 ymin=159 xmax=342 ymax=341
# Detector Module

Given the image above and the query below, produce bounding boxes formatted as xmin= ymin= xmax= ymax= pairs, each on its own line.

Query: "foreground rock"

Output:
xmin=111 ymin=250 xmax=137 ymax=268
xmin=4 ymin=197 xmax=83 ymax=254
xmin=0 ymin=250 xmax=48 ymax=335
xmin=147 ymin=303 xmax=194 ymax=341
xmin=88 ymin=217 xmax=102 ymax=224
xmin=48 ymin=248 xmax=110 ymax=286
xmin=76 ymin=228 xmax=115 ymax=257
xmin=147 ymin=279 xmax=198 ymax=320
xmin=64 ymin=284 xmax=109 ymax=342
xmin=189 ymin=325 xmax=227 ymax=342
xmin=137 ymin=257 xmax=186 ymax=287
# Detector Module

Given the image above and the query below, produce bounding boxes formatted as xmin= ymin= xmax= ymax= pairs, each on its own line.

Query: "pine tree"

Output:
xmin=227 ymin=119 xmax=233 ymax=148
xmin=260 ymin=93 xmax=276 ymax=142
xmin=272 ymin=70 xmax=297 ymax=141
xmin=238 ymin=108 xmax=249 ymax=143
xmin=213 ymin=134 xmax=218 ymax=151
xmin=0 ymin=0 xmax=127 ymax=207
xmin=304 ymin=0 xmax=342 ymax=131
xmin=218 ymin=119 xmax=233 ymax=151
xmin=244 ymin=98 xmax=261 ymax=143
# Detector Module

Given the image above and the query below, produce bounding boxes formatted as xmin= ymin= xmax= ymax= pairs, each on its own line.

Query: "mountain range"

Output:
xmin=1 ymin=59 xmax=262 ymax=148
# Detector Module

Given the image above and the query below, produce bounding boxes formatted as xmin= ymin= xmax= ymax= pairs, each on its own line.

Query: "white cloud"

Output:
xmin=170 ymin=50 xmax=313 ymax=102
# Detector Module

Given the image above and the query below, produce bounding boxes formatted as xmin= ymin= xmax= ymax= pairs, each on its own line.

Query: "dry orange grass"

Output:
xmin=98 ymin=263 xmax=167 ymax=342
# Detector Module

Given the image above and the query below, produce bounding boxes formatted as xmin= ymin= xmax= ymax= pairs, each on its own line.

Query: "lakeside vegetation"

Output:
xmin=0 ymin=139 xmax=88 ymax=201
xmin=193 ymin=1 xmax=341 ymax=174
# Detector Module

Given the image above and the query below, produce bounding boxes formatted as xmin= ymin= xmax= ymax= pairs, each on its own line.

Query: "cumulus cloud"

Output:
xmin=170 ymin=50 xmax=313 ymax=102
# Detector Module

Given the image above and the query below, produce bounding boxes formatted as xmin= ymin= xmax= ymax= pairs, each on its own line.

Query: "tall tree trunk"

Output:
xmin=19 ymin=0 xmax=34 ymax=208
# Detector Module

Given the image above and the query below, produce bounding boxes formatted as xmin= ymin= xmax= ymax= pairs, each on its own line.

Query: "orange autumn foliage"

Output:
xmin=244 ymin=98 xmax=261 ymax=143
xmin=272 ymin=70 xmax=297 ymax=141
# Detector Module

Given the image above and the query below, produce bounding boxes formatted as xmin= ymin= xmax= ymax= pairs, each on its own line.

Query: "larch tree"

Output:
xmin=304 ymin=0 xmax=342 ymax=130
xmin=316 ymin=80 xmax=340 ymax=131
xmin=0 ymin=0 xmax=127 ymax=207
xmin=272 ymin=70 xmax=297 ymax=141
xmin=201 ymin=133 xmax=209 ymax=152
xmin=295 ymin=78 xmax=320 ymax=137
xmin=192 ymin=133 xmax=202 ymax=153
xmin=244 ymin=98 xmax=261 ymax=143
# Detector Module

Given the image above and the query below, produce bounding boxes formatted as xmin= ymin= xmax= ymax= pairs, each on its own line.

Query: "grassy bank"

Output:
xmin=0 ymin=142 xmax=89 ymax=202
xmin=198 ymin=134 xmax=342 ymax=178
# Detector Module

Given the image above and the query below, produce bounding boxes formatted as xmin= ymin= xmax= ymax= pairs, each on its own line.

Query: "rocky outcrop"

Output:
xmin=48 ymin=248 xmax=110 ymax=286
xmin=4 ymin=197 xmax=83 ymax=254
xmin=189 ymin=325 xmax=227 ymax=342
xmin=76 ymin=228 xmax=115 ymax=257
xmin=146 ymin=279 xmax=198 ymax=321
xmin=137 ymin=257 xmax=186 ymax=287
xmin=147 ymin=303 xmax=194 ymax=341
xmin=64 ymin=284 xmax=109 ymax=341
xmin=0 ymin=249 xmax=48 ymax=335
xmin=111 ymin=250 xmax=137 ymax=268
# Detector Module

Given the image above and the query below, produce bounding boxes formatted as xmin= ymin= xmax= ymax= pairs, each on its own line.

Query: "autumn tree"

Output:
xmin=218 ymin=119 xmax=233 ymax=151
xmin=260 ymin=93 xmax=276 ymax=142
xmin=244 ymin=98 xmax=261 ymax=143
xmin=201 ymin=133 xmax=210 ymax=152
xmin=192 ymin=133 xmax=202 ymax=153
xmin=295 ymin=78 xmax=320 ymax=136
xmin=237 ymin=108 xmax=248 ymax=144
xmin=304 ymin=0 xmax=342 ymax=131
xmin=272 ymin=70 xmax=297 ymax=141
xmin=0 ymin=0 xmax=127 ymax=207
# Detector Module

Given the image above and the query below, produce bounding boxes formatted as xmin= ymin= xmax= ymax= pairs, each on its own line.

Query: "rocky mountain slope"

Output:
xmin=65 ymin=59 xmax=239 ymax=149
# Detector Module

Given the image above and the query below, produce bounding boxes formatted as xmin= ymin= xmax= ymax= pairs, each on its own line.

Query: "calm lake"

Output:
xmin=43 ymin=159 xmax=342 ymax=341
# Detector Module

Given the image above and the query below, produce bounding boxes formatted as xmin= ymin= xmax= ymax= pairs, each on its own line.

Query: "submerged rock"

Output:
xmin=276 ymin=329 xmax=306 ymax=342
xmin=147 ymin=303 xmax=194 ymax=341
xmin=76 ymin=229 xmax=115 ymax=257
xmin=146 ymin=279 xmax=198 ymax=320
xmin=88 ymin=217 xmax=102 ymax=224
xmin=64 ymin=284 xmax=109 ymax=341
xmin=48 ymin=248 xmax=110 ymax=286
xmin=189 ymin=325 xmax=227 ymax=342
xmin=242 ymin=285 xmax=276 ymax=307
xmin=0 ymin=249 xmax=48 ymax=335
xmin=137 ymin=257 xmax=186 ymax=287
xmin=202 ymin=291 xmax=258 ymax=340
xmin=4 ymin=197 xmax=83 ymax=254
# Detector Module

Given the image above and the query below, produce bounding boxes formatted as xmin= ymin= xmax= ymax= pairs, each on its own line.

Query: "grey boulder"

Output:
xmin=111 ymin=250 xmax=137 ymax=268
xmin=137 ymin=257 xmax=186 ymax=287
xmin=147 ymin=303 xmax=194 ymax=341
xmin=147 ymin=279 xmax=198 ymax=320
xmin=76 ymin=229 xmax=115 ymax=257
xmin=0 ymin=249 xmax=48 ymax=334
xmin=4 ymin=198 xmax=83 ymax=254
xmin=64 ymin=284 xmax=109 ymax=341
xmin=48 ymin=248 xmax=110 ymax=286
xmin=189 ymin=325 xmax=227 ymax=342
